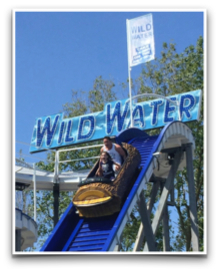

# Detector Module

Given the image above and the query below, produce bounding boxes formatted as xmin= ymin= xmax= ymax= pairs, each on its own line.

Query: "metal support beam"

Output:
xmin=133 ymin=181 xmax=160 ymax=251
xmin=53 ymin=183 xmax=59 ymax=227
xmin=133 ymin=222 xmax=145 ymax=251
xmin=133 ymin=144 xmax=198 ymax=252
xmin=114 ymin=234 xmax=122 ymax=251
xmin=185 ymin=144 xmax=199 ymax=251
xmin=151 ymin=149 xmax=182 ymax=236
xmin=167 ymin=178 xmax=175 ymax=206
xmin=33 ymin=163 xmax=37 ymax=221
xmin=162 ymin=198 xmax=171 ymax=251
xmin=53 ymin=183 xmax=60 ymax=227
xmin=53 ymin=150 xmax=60 ymax=227
xmin=147 ymin=180 xmax=161 ymax=212
xmin=158 ymin=181 xmax=171 ymax=251
xmin=137 ymin=190 xmax=157 ymax=251
xmin=114 ymin=244 xmax=122 ymax=251
xmin=15 ymin=229 xmax=21 ymax=251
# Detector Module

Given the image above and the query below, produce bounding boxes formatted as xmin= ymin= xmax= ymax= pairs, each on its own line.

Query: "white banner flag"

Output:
xmin=127 ymin=13 xmax=155 ymax=67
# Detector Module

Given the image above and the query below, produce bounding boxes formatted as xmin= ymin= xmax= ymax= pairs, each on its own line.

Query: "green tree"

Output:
xmin=124 ymin=36 xmax=204 ymax=251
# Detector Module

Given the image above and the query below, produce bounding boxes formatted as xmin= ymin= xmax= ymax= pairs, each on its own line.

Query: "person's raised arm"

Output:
xmin=115 ymin=144 xmax=126 ymax=161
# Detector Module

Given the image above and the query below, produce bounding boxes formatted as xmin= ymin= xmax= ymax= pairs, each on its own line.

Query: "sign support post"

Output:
xmin=126 ymin=19 xmax=134 ymax=127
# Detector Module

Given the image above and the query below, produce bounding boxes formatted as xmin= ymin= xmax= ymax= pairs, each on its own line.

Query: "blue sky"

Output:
xmin=15 ymin=11 xmax=204 ymax=163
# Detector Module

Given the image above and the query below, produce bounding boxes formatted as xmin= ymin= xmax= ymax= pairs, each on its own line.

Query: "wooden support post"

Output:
xmin=133 ymin=180 xmax=160 ymax=251
xmin=151 ymin=150 xmax=182 ymax=236
xmin=185 ymin=144 xmax=199 ymax=251
xmin=138 ymin=190 xmax=157 ymax=251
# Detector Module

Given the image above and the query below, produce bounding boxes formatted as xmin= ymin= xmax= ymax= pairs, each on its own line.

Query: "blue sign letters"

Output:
xmin=30 ymin=90 xmax=202 ymax=153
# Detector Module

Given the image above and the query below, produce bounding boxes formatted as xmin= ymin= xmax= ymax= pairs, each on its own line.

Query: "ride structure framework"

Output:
xmin=39 ymin=121 xmax=199 ymax=252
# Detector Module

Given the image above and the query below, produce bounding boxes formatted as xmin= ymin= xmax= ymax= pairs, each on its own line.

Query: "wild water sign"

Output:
xmin=29 ymin=90 xmax=202 ymax=153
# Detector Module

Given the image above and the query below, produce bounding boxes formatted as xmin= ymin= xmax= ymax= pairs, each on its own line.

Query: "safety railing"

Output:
xmin=54 ymin=144 xmax=103 ymax=176
xmin=15 ymin=141 xmax=103 ymax=222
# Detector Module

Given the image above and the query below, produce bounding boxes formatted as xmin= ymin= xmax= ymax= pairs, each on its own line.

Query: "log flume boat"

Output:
xmin=72 ymin=142 xmax=141 ymax=218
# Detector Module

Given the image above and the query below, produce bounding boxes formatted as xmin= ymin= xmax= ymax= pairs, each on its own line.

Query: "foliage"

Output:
xmin=129 ymin=36 xmax=204 ymax=251
xmin=119 ymin=36 xmax=203 ymax=252
xmin=120 ymin=206 xmax=141 ymax=251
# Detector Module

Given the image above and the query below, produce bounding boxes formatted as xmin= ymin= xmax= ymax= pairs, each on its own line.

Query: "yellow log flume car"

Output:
xmin=72 ymin=143 xmax=141 ymax=218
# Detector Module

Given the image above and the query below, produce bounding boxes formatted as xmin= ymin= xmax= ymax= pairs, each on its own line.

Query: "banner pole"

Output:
xmin=126 ymin=19 xmax=133 ymax=128
xmin=128 ymin=67 xmax=133 ymax=127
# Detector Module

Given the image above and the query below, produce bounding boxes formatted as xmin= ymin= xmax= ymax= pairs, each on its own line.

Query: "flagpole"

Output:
xmin=126 ymin=19 xmax=133 ymax=128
